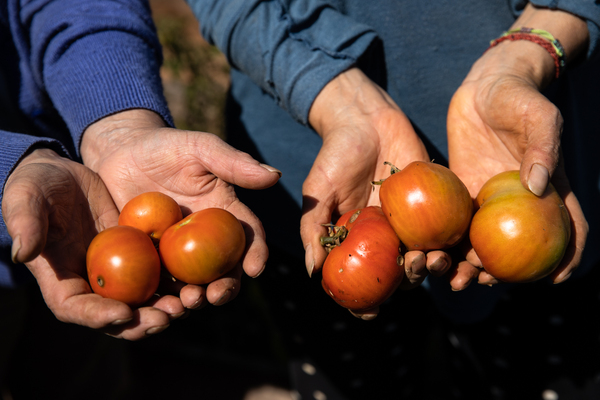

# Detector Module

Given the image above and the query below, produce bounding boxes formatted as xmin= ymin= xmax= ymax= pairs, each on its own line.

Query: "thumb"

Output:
xmin=195 ymin=133 xmax=281 ymax=189
xmin=519 ymin=98 xmax=563 ymax=196
xmin=2 ymin=177 xmax=50 ymax=264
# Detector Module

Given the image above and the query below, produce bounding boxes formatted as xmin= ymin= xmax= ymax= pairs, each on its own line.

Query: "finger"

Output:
xmin=399 ymin=251 xmax=427 ymax=290
xmin=205 ymin=265 xmax=243 ymax=306
xmin=426 ymin=250 xmax=452 ymax=277
xmin=519 ymin=95 xmax=563 ymax=197
xmin=192 ymin=132 xmax=281 ymax=189
xmin=349 ymin=306 xmax=379 ymax=320
xmin=448 ymin=260 xmax=481 ymax=291
xmin=229 ymin=202 xmax=268 ymax=278
xmin=145 ymin=294 xmax=186 ymax=320
xmin=179 ymin=284 xmax=208 ymax=310
xmin=103 ymin=307 xmax=171 ymax=340
xmin=478 ymin=271 xmax=500 ymax=286
xmin=300 ymin=199 xmax=331 ymax=278
xmin=2 ymin=177 xmax=50 ymax=263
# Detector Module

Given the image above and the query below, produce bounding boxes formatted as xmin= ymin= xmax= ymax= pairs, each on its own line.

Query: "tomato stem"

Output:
xmin=320 ymin=224 xmax=348 ymax=252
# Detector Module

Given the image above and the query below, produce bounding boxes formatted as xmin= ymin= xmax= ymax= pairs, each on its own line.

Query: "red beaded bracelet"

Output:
xmin=487 ymin=28 xmax=566 ymax=79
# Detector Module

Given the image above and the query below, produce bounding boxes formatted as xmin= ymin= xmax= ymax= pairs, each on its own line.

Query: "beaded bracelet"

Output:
xmin=488 ymin=28 xmax=566 ymax=79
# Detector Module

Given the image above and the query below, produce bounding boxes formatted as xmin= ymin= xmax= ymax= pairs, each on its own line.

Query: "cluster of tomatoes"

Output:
xmin=86 ymin=192 xmax=245 ymax=307
xmin=320 ymin=161 xmax=571 ymax=313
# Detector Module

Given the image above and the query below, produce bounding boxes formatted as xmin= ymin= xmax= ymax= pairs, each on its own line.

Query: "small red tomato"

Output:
xmin=470 ymin=170 xmax=571 ymax=283
xmin=321 ymin=206 xmax=404 ymax=312
xmin=378 ymin=161 xmax=473 ymax=251
xmin=159 ymin=208 xmax=246 ymax=285
xmin=86 ymin=225 xmax=161 ymax=307
xmin=118 ymin=192 xmax=182 ymax=243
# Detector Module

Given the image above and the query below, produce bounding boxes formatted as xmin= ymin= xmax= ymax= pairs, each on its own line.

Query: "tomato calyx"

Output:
xmin=320 ymin=209 xmax=363 ymax=253
xmin=371 ymin=161 xmax=401 ymax=187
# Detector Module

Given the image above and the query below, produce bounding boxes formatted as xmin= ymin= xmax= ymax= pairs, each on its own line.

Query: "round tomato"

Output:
xmin=321 ymin=206 xmax=404 ymax=312
xmin=86 ymin=225 xmax=161 ymax=307
xmin=378 ymin=161 xmax=473 ymax=251
xmin=470 ymin=170 xmax=571 ymax=283
xmin=159 ymin=208 xmax=246 ymax=285
xmin=118 ymin=192 xmax=183 ymax=243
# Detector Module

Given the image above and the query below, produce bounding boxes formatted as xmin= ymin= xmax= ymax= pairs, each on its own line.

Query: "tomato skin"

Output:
xmin=321 ymin=206 xmax=404 ymax=312
xmin=379 ymin=161 xmax=473 ymax=251
xmin=470 ymin=170 xmax=571 ymax=283
xmin=159 ymin=208 xmax=246 ymax=285
xmin=118 ymin=192 xmax=183 ymax=243
xmin=86 ymin=225 xmax=161 ymax=307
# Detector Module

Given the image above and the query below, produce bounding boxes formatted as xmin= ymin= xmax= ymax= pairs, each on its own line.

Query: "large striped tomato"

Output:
xmin=378 ymin=161 xmax=473 ymax=251
xmin=159 ymin=208 xmax=246 ymax=285
xmin=470 ymin=170 xmax=571 ymax=283
xmin=86 ymin=225 xmax=161 ymax=307
xmin=321 ymin=206 xmax=404 ymax=312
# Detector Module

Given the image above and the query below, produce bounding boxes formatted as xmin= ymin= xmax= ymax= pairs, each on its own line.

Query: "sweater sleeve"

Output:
xmin=186 ymin=0 xmax=378 ymax=126
xmin=0 ymin=131 xmax=70 ymax=287
xmin=8 ymin=0 xmax=174 ymax=155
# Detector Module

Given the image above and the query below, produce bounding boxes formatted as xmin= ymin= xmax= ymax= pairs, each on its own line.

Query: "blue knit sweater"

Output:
xmin=0 ymin=0 xmax=173 ymax=287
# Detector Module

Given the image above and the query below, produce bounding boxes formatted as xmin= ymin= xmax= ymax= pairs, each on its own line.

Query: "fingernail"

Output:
xmin=305 ymin=244 xmax=315 ymax=278
xmin=429 ymin=257 xmax=447 ymax=274
xmin=528 ymin=164 xmax=549 ymax=197
xmin=214 ymin=290 xmax=231 ymax=306
xmin=145 ymin=325 xmax=169 ymax=336
xmin=11 ymin=235 xmax=21 ymax=264
xmin=169 ymin=311 xmax=186 ymax=320
xmin=252 ymin=264 xmax=266 ymax=278
xmin=111 ymin=318 xmax=133 ymax=326
xmin=259 ymin=163 xmax=282 ymax=177
xmin=187 ymin=297 xmax=205 ymax=310
xmin=554 ymin=270 xmax=572 ymax=284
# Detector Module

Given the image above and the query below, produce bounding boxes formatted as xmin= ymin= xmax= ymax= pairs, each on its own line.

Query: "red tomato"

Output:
xmin=321 ymin=206 xmax=404 ymax=312
xmin=118 ymin=192 xmax=183 ymax=243
xmin=159 ymin=208 xmax=246 ymax=285
xmin=86 ymin=225 xmax=161 ymax=307
xmin=378 ymin=161 xmax=473 ymax=251
xmin=470 ymin=170 xmax=571 ymax=283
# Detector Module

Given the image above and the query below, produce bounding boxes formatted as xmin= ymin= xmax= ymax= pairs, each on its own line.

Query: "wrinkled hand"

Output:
xmin=304 ymin=68 xmax=453 ymax=318
xmin=447 ymin=39 xmax=588 ymax=289
xmin=81 ymin=110 xmax=281 ymax=308
xmin=2 ymin=148 xmax=187 ymax=340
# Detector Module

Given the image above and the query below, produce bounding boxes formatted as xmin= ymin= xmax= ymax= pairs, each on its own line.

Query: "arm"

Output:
xmin=447 ymin=3 xmax=592 ymax=288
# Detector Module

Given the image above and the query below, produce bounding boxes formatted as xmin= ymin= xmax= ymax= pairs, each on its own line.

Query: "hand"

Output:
xmin=304 ymin=68 xmax=453 ymax=318
xmin=81 ymin=110 xmax=281 ymax=307
xmin=2 ymin=148 xmax=186 ymax=340
xmin=447 ymin=9 xmax=590 ymax=289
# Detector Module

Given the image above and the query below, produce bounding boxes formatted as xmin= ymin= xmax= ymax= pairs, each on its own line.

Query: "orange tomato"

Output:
xmin=159 ymin=208 xmax=246 ymax=285
xmin=470 ymin=170 xmax=571 ymax=283
xmin=86 ymin=225 xmax=161 ymax=307
xmin=118 ymin=192 xmax=182 ymax=243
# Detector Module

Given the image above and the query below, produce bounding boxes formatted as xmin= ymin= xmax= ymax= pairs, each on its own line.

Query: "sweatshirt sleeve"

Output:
xmin=186 ymin=0 xmax=378 ymax=125
xmin=8 ymin=0 xmax=174 ymax=154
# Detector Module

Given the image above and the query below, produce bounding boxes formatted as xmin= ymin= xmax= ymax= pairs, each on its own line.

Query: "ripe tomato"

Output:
xmin=159 ymin=208 xmax=246 ymax=285
xmin=378 ymin=161 xmax=473 ymax=251
xmin=321 ymin=206 xmax=404 ymax=312
xmin=86 ymin=225 xmax=161 ymax=307
xmin=470 ymin=170 xmax=571 ymax=283
xmin=118 ymin=192 xmax=183 ymax=243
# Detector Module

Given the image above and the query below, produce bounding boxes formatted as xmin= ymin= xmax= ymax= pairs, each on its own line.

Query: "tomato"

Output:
xmin=86 ymin=225 xmax=161 ymax=307
xmin=118 ymin=192 xmax=183 ymax=243
xmin=159 ymin=208 xmax=246 ymax=285
xmin=378 ymin=161 xmax=473 ymax=251
xmin=321 ymin=206 xmax=404 ymax=312
xmin=469 ymin=170 xmax=571 ymax=283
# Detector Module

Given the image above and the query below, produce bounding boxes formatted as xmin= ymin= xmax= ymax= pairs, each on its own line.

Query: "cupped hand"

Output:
xmin=2 ymin=148 xmax=189 ymax=340
xmin=303 ymin=68 xmax=453 ymax=318
xmin=447 ymin=40 xmax=588 ymax=289
xmin=81 ymin=110 xmax=281 ymax=307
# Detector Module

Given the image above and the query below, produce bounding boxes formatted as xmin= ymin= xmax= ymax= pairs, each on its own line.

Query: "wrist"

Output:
xmin=80 ymin=109 xmax=166 ymax=171
xmin=308 ymin=67 xmax=397 ymax=136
